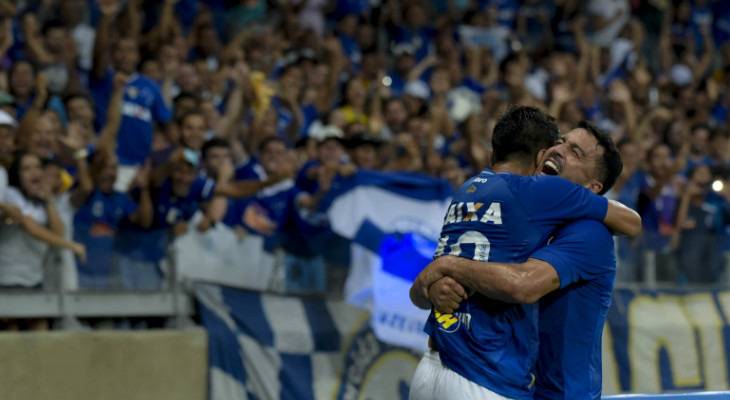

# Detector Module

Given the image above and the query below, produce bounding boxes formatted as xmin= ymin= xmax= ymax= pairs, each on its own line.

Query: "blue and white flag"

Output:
xmin=322 ymin=171 xmax=454 ymax=351
xmin=195 ymin=283 xmax=421 ymax=400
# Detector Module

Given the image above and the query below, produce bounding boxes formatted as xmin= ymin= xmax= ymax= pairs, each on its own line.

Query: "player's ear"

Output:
xmin=587 ymin=179 xmax=603 ymax=194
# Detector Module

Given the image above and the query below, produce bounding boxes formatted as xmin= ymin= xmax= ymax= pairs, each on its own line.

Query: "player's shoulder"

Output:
xmin=454 ymin=169 xmax=502 ymax=195
xmin=557 ymin=218 xmax=612 ymax=242
xmin=497 ymin=174 xmax=579 ymax=199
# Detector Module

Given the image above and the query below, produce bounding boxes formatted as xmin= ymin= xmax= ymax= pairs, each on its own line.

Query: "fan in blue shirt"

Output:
xmin=199 ymin=138 xmax=289 ymax=231
xmin=90 ymin=2 xmax=172 ymax=166
xmin=409 ymin=113 xmax=640 ymax=400
xmin=113 ymin=150 xmax=219 ymax=288
xmin=412 ymin=121 xmax=635 ymax=400
xmin=70 ymin=146 xmax=153 ymax=289
xmin=111 ymin=146 xmax=278 ymax=289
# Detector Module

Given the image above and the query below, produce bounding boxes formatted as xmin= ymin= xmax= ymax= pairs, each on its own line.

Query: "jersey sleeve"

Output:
xmin=529 ymin=220 xmax=615 ymax=289
xmin=519 ymin=176 xmax=609 ymax=225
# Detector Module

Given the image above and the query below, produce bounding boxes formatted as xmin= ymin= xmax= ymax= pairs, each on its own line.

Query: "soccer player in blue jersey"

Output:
xmin=413 ymin=121 xmax=624 ymax=400
xmin=408 ymin=108 xmax=640 ymax=400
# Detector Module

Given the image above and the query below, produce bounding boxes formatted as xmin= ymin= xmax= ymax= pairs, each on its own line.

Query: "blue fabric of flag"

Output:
xmin=195 ymin=283 xmax=423 ymax=400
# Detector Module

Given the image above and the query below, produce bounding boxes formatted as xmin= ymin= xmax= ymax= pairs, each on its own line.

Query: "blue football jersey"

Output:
xmin=424 ymin=169 xmax=609 ymax=400
xmin=150 ymin=177 xmax=216 ymax=228
xmin=73 ymin=190 xmax=138 ymax=280
xmin=530 ymin=220 xmax=616 ymax=400
xmin=91 ymin=72 xmax=172 ymax=165
xmin=221 ymin=159 xmax=266 ymax=228
xmin=114 ymin=177 xmax=216 ymax=263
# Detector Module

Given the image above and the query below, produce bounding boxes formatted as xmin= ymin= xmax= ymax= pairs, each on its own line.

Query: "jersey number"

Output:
xmin=434 ymin=230 xmax=491 ymax=261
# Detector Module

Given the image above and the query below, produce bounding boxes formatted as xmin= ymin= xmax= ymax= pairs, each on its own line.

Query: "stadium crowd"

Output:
xmin=0 ymin=0 xmax=728 ymax=330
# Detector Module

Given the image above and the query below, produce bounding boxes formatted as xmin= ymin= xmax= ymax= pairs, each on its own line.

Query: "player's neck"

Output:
xmin=492 ymin=161 xmax=535 ymax=177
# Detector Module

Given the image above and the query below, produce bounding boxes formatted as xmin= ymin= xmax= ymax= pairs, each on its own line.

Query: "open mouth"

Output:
xmin=540 ymin=159 xmax=561 ymax=176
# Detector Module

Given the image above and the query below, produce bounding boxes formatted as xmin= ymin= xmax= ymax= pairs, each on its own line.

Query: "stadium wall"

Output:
xmin=0 ymin=329 xmax=207 ymax=400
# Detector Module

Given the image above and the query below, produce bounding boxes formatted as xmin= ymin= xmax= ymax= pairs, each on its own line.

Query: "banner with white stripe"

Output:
xmin=195 ymin=283 xmax=421 ymax=400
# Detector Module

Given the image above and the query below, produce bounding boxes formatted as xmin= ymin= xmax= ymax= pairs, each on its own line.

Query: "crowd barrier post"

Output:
xmin=54 ymin=249 xmax=84 ymax=331
xmin=165 ymin=246 xmax=195 ymax=329
xmin=643 ymin=250 xmax=657 ymax=289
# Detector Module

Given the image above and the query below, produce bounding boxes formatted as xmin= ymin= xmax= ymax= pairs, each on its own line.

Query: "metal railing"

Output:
xmin=0 ymin=248 xmax=195 ymax=330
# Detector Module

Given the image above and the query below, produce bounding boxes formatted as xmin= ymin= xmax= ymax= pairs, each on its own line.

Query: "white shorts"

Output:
xmin=409 ymin=349 xmax=514 ymax=400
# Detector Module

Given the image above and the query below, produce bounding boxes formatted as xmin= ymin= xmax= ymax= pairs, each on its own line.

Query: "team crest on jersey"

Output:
xmin=434 ymin=311 xmax=471 ymax=333
xmin=434 ymin=311 xmax=460 ymax=333
xmin=466 ymin=184 xmax=477 ymax=193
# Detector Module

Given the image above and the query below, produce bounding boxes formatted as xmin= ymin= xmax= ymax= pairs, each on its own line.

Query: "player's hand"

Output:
xmin=429 ymin=276 xmax=467 ymax=314
xmin=413 ymin=263 xmax=445 ymax=302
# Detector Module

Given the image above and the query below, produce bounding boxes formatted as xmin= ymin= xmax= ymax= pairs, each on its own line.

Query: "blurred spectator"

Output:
xmin=255 ymin=136 xmax=337 ymax=293
xmin=672 ymin=165 xmax=726 ymax=284
xmin=2 ymin=0 xmax=730 ymax=309
xmin=608 ymin=138 xmax=644 ymax=282
xmin=91 ymin=0 xmax=171 ymax=191
xmin=0 ymin=109 xmax=15 ymax=167
xmin=638 ymin=142 xmax=685 ymax=281
xmin=71 ymin=143 xmax=152 ymax=289
xmin=0 ymin=152 xmax=85 ymax=330
xmin=346 ymin=132 xmax=382 ymax=170
xmin=586 ymin=0 xmax=630 ymax=47
xmin=112 ymin=149 xmax=212 ymax=290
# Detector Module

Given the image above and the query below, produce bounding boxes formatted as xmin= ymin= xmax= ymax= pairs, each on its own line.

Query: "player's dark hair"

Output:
xmin=201 ymin=137 xmax=230 ymax=160
xmin=575 ymin=120 xmax=622 ymax=195
xmin=491 ymin=106 xmax=559 ymax=165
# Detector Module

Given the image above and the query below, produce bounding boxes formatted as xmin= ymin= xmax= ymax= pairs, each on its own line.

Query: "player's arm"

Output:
xmin=415 ymin=256 xmax=560 ymax=307
xmin=535 ymin=177 xmax=642 ymax=236
xmin=421 ymin=220 xmax=615 ymax=311
xmin=604 ymin=200 xmax=642 ymax=237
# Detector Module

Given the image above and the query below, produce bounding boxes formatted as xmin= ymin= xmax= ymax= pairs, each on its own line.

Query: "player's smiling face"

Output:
xmin=536 ymin=128 xmax=604 ymax=193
